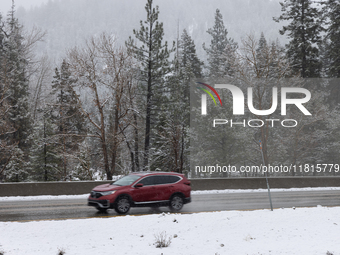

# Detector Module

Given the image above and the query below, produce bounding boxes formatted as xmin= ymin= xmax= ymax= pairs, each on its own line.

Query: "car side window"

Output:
xmin=153 ymin=176 xmax=167 ymax=185
xmin=167 ymin=175 xmax=180 ymax=184
xmin=153 ymin=175 xmax=181 ymax=185
xmin=136 ymin=176 xmax=155 ymax=186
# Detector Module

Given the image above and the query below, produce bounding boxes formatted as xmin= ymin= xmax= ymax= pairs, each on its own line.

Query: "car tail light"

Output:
xmin=184 ymin=181 xmax=191 ymax=186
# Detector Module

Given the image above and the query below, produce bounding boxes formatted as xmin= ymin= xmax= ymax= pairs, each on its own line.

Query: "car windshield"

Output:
xmin=112 ymin=175 xmax=141 ymax=186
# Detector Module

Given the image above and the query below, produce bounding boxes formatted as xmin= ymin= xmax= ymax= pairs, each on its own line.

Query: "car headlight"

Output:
xmin=101 ymin=190 xmax=116 ymax=196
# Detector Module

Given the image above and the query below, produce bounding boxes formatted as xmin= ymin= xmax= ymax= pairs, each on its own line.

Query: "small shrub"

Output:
xmin=57 ymin=248 xmax=66 ymax=255
xmin=326 ymin=252 xmax=334 ymax=255
xmin=154 ymin=231 xmax=172 ymax=248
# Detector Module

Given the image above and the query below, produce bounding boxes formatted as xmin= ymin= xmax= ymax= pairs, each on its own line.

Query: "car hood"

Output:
xmin=92 ymin=183 xmax=125 ymax=191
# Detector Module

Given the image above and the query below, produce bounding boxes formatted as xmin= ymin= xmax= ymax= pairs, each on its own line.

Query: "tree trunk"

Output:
xmin=143 ymin=19 xmax=153 ymax=171
xmin=111 ymin=102 xmax=120 ymax=177
xmin=134 ymin=112 xmax=140 ymax=171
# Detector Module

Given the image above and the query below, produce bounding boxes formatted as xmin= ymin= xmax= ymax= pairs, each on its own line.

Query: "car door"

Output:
xmin=153 ymin=175 xmax=180 ymax=201
xmin=130 ymin=176 xmax=157 ymax=203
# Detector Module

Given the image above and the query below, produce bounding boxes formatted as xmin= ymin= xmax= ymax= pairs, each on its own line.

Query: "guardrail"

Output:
xmin=0 ymin=177 xmax=340 ymax=197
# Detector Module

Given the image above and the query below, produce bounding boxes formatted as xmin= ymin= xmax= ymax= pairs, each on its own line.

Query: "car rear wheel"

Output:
xmin=169 ymin=195 xmax=184 ymax=212
xmin=114 ymin=196 xmax=131 ymax=214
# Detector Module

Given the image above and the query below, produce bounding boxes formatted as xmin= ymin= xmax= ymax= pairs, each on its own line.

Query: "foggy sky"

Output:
xmin=0 ymin=0 xmax=48 ymax=13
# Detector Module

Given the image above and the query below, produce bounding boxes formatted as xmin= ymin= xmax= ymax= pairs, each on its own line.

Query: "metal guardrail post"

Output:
xmin=260 ymin=140 xmax=273 ymax=211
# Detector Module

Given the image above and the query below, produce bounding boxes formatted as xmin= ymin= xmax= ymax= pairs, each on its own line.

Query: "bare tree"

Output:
xmin=231 ymin=34 xmax=290 ymax=168
xmin=68 ymin=33 xmax=137 ymax=180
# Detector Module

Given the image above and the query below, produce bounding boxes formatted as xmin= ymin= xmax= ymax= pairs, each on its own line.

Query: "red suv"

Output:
xmin=88 ymin=172 xmax=191 ymax=214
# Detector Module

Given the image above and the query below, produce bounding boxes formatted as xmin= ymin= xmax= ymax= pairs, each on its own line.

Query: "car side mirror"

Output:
xmin=135 ymin=183 xmax=143 ymax=188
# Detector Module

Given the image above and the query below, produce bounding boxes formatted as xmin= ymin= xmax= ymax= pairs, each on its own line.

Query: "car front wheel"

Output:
xmin=169 ymin=195 xmax=184 ymax=212
xmin=114 ymin=196 xmax=131 ymax=214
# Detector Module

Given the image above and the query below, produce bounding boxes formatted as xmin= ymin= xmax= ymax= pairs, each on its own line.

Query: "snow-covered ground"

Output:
xmin=0 ymin=206 xmax=339 ymax=255
xmin=0 ymin=186 xmax=340 ymax=201
xmin=1 ymin=187 xmax=340 ymax=254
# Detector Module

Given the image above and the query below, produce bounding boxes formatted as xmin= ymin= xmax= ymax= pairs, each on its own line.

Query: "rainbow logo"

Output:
xmin=196 ymin=82 xmax=222 ymax=115
xmin=196 ymin=82 xmax=222 ymax=106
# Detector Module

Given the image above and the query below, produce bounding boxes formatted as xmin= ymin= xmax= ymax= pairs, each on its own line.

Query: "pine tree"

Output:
xmin=0 ymin=4 xmax=32 ymax=181
xmin=73 ymin=139 xmax=93 ymax=180
xmin=203 ymin=9 xmax=237 ymax=79
xmin=126 ymin=0 xmax=175 ymax=170
xmin=323 ymin=0 xmax=340 ymax=78
xmin=6 ymin=4 xmax=31 ymax=147
xmin=0 ymin=12 xmax=13 ymax=180
xmin=253 ymin=32 xmax=288 ymax=78
xmin=30 ymin=108 xmax=62 ymax=181
xmin=274 ymin=0 xmax=324 ymax=78
xmin=255 ymin=32 xmax=269 ymax=76
xmin=152 ymin=29 xmax=203 ymax=173
xmin=51 ymin=60 xmax=86 ymax=180
xmin=180 ymin=29 xmax=203 ymax=79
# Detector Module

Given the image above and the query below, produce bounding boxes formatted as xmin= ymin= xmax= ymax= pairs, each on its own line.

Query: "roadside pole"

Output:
xmin=259 ymin=140 xmax=273 ymax=211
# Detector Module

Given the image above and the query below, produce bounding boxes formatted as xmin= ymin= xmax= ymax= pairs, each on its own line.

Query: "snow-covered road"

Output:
xmin=1 ymin=186 xmax=340 ymax=201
